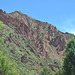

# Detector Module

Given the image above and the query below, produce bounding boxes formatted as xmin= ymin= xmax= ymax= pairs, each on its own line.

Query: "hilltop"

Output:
xmin=0 ymin=9 xmax=74 ymax=75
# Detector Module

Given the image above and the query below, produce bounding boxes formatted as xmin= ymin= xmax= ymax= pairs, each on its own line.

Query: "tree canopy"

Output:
xmin=55 ymin=38 xmax=75 ymax=75
xmin=63 ymin=38 xmax=75 ymax=75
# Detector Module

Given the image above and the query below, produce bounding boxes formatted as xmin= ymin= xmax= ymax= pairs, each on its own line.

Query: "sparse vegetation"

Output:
xmin=0 ymin=22 xmax=20 ymax=75
xmin=0 ymin=10 xmax=75 ymax=75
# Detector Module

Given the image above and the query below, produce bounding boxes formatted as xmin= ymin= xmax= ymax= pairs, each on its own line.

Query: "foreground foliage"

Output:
xmin=55 ymin=38 xmax=75 ymax=75
xmin=0 ymin=51 xmax=20 ymax=75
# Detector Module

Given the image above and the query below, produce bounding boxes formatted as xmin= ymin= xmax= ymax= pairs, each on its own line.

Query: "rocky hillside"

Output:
xmin=0 ymin=9 xmax=74 ymax=75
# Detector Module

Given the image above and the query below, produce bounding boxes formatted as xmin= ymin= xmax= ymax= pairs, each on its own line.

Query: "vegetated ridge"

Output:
xmin=0 ymin=9 xmax=74 ymax=75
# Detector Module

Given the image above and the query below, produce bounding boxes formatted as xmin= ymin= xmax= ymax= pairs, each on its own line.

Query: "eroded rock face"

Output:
xmin=50 ymin=36 xmax=66 ymax=51
xmin=0 ymin=9 xmax=74 ymax=58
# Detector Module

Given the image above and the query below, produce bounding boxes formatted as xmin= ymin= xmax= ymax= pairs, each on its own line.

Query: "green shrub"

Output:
xmin=40 ymin=66 xmax=52 ymax=75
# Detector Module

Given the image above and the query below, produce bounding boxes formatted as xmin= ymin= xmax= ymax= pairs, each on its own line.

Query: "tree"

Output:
xmin=40 ymin=66 xmax=52 ymax=75
xmin=55 ymin=38 xmax=75 ymax=75
xmin=62 ymin=38 xmax=75 ymax=75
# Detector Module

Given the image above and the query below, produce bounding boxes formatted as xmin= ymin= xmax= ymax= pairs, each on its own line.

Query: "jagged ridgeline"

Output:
xmin=0 ymin=9 xmax=75 ymax=75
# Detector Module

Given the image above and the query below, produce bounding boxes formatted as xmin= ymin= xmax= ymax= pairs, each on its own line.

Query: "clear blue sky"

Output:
xmin=1 ymin=0 xmax=75 ymax=34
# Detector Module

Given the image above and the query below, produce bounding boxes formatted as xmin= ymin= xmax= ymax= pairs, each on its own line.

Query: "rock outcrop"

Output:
xmin=0 ymin=9 xmax=74 ymax=61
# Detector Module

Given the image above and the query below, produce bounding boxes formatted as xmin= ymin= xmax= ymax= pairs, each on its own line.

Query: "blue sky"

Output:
xmin=1 ymin=0 xmax=75 ymax=34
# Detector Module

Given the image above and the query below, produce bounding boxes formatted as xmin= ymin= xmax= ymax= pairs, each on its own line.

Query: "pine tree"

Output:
xmin=55 ymin=38 xmax=75 ymax=75
xmin=62 ymin=38 xmax=75 ymax=75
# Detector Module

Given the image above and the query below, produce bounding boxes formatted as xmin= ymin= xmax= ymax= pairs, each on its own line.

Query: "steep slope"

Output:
xmin=0 ymin=9 xmax=74 ymax=74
